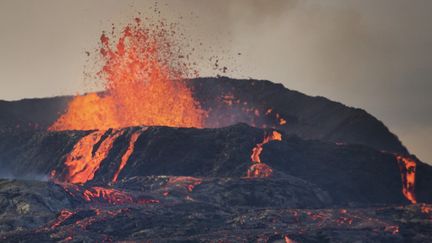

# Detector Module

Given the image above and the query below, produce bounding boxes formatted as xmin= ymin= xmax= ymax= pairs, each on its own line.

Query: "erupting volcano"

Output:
xmin=49 ymin=18 xmax=206 ymax=131
xmin=1 ymin=15 xmax=432 ymax=243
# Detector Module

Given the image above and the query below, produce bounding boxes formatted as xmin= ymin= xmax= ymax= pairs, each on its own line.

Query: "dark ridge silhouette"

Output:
xmin=0 ymin=77 xmax=408 ymax=155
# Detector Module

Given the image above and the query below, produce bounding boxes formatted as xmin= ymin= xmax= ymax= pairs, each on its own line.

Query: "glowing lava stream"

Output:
xmin=63 ymin=130 xmax=123 ymax=184
xmin=396 ymin=155 xmax=417 ymax=204
xmin=58 ymin=128 xmax=148 ymax=185
xmin=82 ymin=187 xmax=160 ymax=205
xmin=112 ymin=128 xmax=146 ymax=183
xmin=247 ymin=131 xmax=282 ymax=178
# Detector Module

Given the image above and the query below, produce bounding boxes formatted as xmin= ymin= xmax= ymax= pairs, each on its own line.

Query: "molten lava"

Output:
xmin=63 ymin=130 xmax=123 ymax=184
xmin=247 ymin=131 xmax=282 ymax=178
xmin=396 ymin=155 xmax=417 ymax=204
xmin=82 ymin=187 xmax=159 ymax=205
xmin=50 ymin=209 xmax=74 ymax=229
xmin=247 ymin=163 xmax=273 ymax=178
xmin=82 ymin=187 xmax=133 ymax=204
xmin=251 ymin=131 xmax=282 ymax=163
xmin=50 ymin=18 xmax=205 ymax=131
xmin=112 ymin=129 xmax=145 ymax=183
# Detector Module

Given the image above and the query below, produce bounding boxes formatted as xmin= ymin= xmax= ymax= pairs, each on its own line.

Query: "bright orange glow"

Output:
xmin=396 ymin=155 xmax=417 ymax=204
xmin=265 ymin=108 xmax=272 ymax=115
xmin=82 ymin=187 xmax=159 ymax=205
xmin=112 ymin=129 xmax=144 ymax=183
xmin=421 ymin=205 xmax=432 ymax=214
xmin=247 ymin=131 xmax=282 ymax=178
xmin=82 ymin=186 xmax=133 ymax=204
xmin=247 ymin=163 xmax=273 ymax=178
xmin=49 ymin=18 xmax=205 ymax=131
xmin=251 ymin=131 xmax=282 ymax=163
xmin=64 ymin=130 xmax=123 ymax=184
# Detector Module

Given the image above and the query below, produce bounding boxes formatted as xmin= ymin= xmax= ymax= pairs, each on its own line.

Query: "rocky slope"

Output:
xmin=0 ymin=124 xmax=430 ymax=205
xmin=0 ymin=77 xmax=431 ymax=242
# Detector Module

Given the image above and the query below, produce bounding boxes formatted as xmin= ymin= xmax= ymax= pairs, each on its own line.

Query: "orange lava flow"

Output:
xmin=247 ymin=131 xmax=282 ymax=178
xmin=251 ymin=131 xmax=282 ymax=163
xmin=421 ymin=205 xmax=432 ymax=214
xmin=50 ymin=209 xmax=74 ymax=229
xmin=49 ymin=18 xmax=205 ymax=131
xmin=247 ymin=163 xmax=273 ymax=178
xmin=82 ymin=187 xmax=133 ymax=204
xmin=64 ymin=130 xmax=123 ymax=184
xmin=396 ymin=155 xmax=417 ymax=204
xmin=82 ymin=186 xmax=159 ymax=205
xmin=112 ymin=129 xmax=144 ymax=183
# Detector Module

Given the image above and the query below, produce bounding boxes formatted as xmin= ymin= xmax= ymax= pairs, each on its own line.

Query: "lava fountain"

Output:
xmin=50 ymin=18 xmax=206 ymax=131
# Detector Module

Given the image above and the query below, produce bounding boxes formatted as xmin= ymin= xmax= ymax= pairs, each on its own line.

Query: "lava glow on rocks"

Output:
xmin=396 ymin=155 xmax=417 ymax=204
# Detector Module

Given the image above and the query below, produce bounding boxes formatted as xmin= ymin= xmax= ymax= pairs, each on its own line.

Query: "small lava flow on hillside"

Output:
xmin=0 ymin=17 xmax=431 ymax=242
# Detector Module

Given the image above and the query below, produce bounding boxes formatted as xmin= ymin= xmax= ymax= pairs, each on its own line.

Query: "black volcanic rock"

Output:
xmin=1 ymin=178 xmax=432 ymax=243
xmin=0 ymin=124 xmax=430 ymax=205
xmin=264 ymin=137 xmax=413 ymax=204
xmin=0 ymin=129 xmax=89 ymax=177
xmin=0 ymin=180 xmax=72 ymax=233
xmin=190 ymin=77 xmax=408 ymax=154
xmin=117 ymin=176 xmax=333 ymax=208
xmin=192 ymin=176 xmax=332 ymax=208
xmin=0 ymin=96 xmax=71 ymax=132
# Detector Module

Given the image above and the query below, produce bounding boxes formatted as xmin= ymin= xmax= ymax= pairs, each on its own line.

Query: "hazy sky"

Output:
xmin=0 ymin=0 xmax=431 ymax=163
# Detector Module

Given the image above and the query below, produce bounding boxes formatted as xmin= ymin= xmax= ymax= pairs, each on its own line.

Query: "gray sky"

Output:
xmin=0 ymin=0 xmax=431 ymax=163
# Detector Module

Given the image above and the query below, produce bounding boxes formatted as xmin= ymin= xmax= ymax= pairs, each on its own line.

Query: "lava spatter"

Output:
xmin=214 ymin=93 xmax=289 ymax=129
xmin=247 ymin=131 xmax=282 ymax=178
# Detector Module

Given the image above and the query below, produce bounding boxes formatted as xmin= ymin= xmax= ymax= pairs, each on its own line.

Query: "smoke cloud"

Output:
xmin=0 ymin=171 xmax=49 ymax=182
